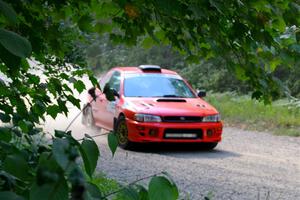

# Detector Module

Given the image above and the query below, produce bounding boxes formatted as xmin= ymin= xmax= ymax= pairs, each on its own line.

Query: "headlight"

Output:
xmin=134 ymin=114 xmax=162 ymax=122
xmin=202 ymin=114 xmax=221 ymax=122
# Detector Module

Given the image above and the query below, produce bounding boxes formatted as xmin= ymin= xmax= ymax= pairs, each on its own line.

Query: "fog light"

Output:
xmin=207 ymin=129 xmax=213 ymax=137
xmin=139 ymin=132 xmax=145 ymax=136
xmin=149 ymin=128 xmax=158 ymax=137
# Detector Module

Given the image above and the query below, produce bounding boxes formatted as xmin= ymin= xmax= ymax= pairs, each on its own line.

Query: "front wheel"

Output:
xmin=115 ymin=116 xmax=133 ymax=149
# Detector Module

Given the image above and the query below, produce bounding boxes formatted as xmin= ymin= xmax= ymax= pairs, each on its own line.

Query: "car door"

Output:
xmin=91 ymin=71 xmax=112 ymax=129
xmin=92 ymin=70 xmax=121 ymax=130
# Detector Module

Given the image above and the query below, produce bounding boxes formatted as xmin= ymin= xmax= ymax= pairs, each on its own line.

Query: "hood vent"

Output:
xmin=156 ymin=99 xmax=186 ymax=102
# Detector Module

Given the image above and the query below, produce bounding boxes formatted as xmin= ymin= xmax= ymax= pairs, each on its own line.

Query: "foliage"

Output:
xmin=0 ymin=128 xmax=100 ymax=199
xmin=0 ymin=0 xmax=299 ymax=199
xmin=90 ymin=173 xmax=179 ymax=200
xmin=179 ymin=61 xmax=250 ymax=94
xmin=108 ymin=132 xmax=118 ymax=156
xmin=84 ymin=0 xmax=299 ymax=102
xmin=85 ymin=35 xmax=185 ymax=73
xmin=90 ymin=173 xmax=121 ymax=196
xmin=0 ymin=2 xmax=101 ymax=198
xmin=0 ymin=0 xmax=179 ymax=199
xmin=274 ymin=61 xmax=300 ymax=98
xmin=95 ymin=0 xmax=299 ymax=103
xmin=207 ymin=93 xmax=300 ymax=136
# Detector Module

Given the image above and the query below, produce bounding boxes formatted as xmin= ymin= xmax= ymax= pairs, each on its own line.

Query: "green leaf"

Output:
xmin=18 ymin=120 xmax=33 ymax=133
xmin=30 ymin=177 xmax=68 ymax=200
xmin=251 ymin=0 xmax=272 ymax=13
xmin=78 ymin=14 xmax=94 ymax=32
xmin=28 ymin=74 xmax=40 ymax=84
xmin=141 ymin=37 xmax=155 ymax=49
xmin=18 ymin=120 xmax=28 ymax=133
xmin=52 ymin=138 xmax=70 ymax=170
xmin=0 ymin=127 xmax=12 ymax=142
xmin=15 ymin=98 xmax=28 ymax=117
xmin=79 ymin=137 xmax=99 ymax=177
xmin=28 ymin=127 xmax=42 ymax=135
xmin=234 ymin=66 xmax=248 ymax=80
xmin=57 ymin=99 xmax=68 ymax=116
xmin=148 ymin=176 xmax=178 ymax=200
xmin=0 ymin=191 xmax=24 ymax=200
xmin=0 ymin=42 xmax=21 ymax=68
xmin=37 ymin=152 xmax=60 ymax=174
xmin=54 ymin=130 xmax=67 ymax=138
xmin=0 ymin=112 xmax=10 ymax=122
xmin=95 ymin=1 xmax=120 ymax=18
xmin=59 ymin=72 xmax=69 ymax=80
xmin=136 ymin=185 xmax=149 ymax=200
xmin=269 ymin=58 xmax=281 ymax=72
xmin=32 ymin=100 xmax=46 ymax=116
xmin=0 ymin=0 xmax=17 ymax=24
xmin=108 ymin=132 xmax=118 ymax=156
xmin=85 ymin=182 xmax=103 ymax=199
xmin=89 ymin=75 xmax=100 ymax=88
xmin=272 ymin=17 xmax=286 ymax=32
xmin=74 ymin=80 xmax=86 ymax=93
xmin=0 ymin=28 xmax=32 ymax=58
xmin=47 ymin=105 xmax=60 ymax=119
xmin=0 ymin=104 xmax=13 ymax=115
xmin=121 ymin=186 xmax=140 ymax=200
xmin=103 ymin=83 xmax=115 ymax=101
xmin=3 ymin=153 xmax=31 ymax=181
xmin=66 ymin=95 xmax=81 ymax=109
xmin=21 ymin=58 xmax=30 ymax=71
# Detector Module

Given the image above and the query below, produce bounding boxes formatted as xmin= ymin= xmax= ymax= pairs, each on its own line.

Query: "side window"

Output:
xmin=107 ymin=71 xmax=121 ymax=92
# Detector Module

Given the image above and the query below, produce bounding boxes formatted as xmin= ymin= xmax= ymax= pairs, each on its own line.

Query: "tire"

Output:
xmin=82 ymin=104 xmax=95 ymax=128
xmin=201 ymin=142 xmax=218 ymax=150
xmin=115 ymin=116 xmax=133 ymax=149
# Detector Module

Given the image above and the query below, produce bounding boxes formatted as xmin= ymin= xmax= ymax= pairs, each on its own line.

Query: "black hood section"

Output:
xmin=156 ymin=99 xmax=187 ymax=102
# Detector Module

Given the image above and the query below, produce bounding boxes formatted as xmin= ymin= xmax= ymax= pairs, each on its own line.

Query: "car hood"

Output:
xmin=123 ymin=97 xmax=218 ymax=116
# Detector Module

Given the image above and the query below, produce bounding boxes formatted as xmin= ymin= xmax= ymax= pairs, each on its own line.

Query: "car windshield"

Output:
xmin=124 ymin=73 xmax=196 ymax=98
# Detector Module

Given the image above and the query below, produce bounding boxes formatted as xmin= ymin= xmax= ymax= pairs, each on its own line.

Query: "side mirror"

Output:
xmin=88 ymin=87 xmax=97 ymax=100
xmin=197 ymin=90 xmax=206 ymax=98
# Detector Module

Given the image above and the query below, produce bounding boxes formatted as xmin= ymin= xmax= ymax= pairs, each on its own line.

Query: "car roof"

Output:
xmin=112 ymin=66 xmax=178 ymax=75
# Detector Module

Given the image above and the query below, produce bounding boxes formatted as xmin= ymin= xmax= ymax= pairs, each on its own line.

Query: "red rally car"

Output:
xmin=82 ymin=65 xmax=223 ymax=149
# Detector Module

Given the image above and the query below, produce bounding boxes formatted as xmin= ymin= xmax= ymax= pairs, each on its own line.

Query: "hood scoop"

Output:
xmin=156 ymin=98 xmax=187 ymax=102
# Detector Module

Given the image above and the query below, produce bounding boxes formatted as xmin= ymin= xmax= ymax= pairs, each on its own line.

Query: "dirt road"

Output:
xmin=44 ymin=95 xmax=300 ymax=200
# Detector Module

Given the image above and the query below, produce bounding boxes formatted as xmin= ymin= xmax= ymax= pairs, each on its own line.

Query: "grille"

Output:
xmin=164 ymin=129 xmax=203 ymax=139
xmin=162 ymin=116 xmax=203 ymax=123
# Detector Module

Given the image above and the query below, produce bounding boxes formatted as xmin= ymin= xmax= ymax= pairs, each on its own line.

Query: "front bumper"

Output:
xmin=126 ymin=118 xmax=223 ymax=143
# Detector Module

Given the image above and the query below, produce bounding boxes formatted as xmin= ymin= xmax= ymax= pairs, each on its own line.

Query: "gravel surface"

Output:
xmin=44 ymin=90 xmax=300 ymax=200
xmin=93 ymin=127 xmax=300 ymax=200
